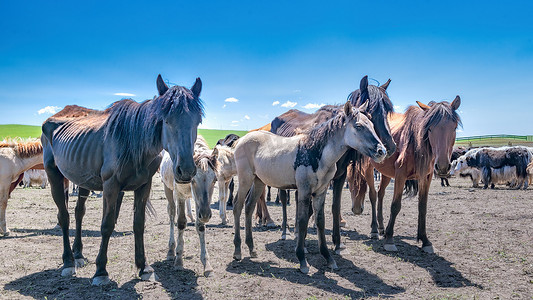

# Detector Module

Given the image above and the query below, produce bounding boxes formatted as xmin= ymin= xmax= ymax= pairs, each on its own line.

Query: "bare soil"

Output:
xmin=1 ymin=176 xmax=532 ymax=299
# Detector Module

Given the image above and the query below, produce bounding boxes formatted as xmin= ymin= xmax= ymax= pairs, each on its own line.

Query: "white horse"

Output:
xmin=0 ymin=139 xmax=44 ymax=236
xmin=232 ymin=101 xmax=387 ymax=274
xmin=23 ymin=169 xmax=48 ymax=189
xmin=160 ymin=135 xmax=218 ymax=277
xmin=212 ymin=144 xmax=238 ymax=225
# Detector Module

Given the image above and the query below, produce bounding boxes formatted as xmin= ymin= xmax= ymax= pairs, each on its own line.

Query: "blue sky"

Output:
xmin=1 ymin=1 xmax=532 ymax=136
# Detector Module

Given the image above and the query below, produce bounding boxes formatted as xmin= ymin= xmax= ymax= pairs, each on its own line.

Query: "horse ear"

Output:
xmin=358 ymin=99 xmax=369 ymax=112
xmin=360 ymin=75 xmax=368 ymax=94
xmin=157 ymin=74 xmax=169 ymax=96
xmin=191 ymin=77 xmax=202 ymax=98
xmin=212 ymin=147 xmax=219 ymax=159
xmin=380 ymin=79 xmax=391 ymax=90
xmin=416 ymin=101 xmax=431 ymax=111
xmin=451 ymin=95 xmax=461 ymax=110
xmin=343 ymin=101 xmax=353 ymax=117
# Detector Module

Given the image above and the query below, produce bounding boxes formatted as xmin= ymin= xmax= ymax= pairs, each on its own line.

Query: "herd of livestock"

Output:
xmin=0 ymin=74 xmax=530 ymax=286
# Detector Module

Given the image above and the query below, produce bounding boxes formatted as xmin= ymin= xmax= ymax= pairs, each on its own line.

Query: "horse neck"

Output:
xmin=17 ymin=153 xmax=44 ymax=173
xmin=315 ymin=125 xmax=349 ymax=170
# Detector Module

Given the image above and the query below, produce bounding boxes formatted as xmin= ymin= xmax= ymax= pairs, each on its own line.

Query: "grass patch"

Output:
xmin=0 ymin=124 xmax=248 ymax=148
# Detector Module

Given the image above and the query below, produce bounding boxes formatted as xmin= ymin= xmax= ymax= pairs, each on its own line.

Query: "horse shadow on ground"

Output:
xmin=151 ymin=261 xmax=203 ymax=300
xmin=5 ymin=228 xmax=133 ymax=239
xmin=357 ymin=234 xmax=484 ymax=290
xmin=3 ymin=269 xmax=142 ymax=299
xmin=226 ymin=237 xmax=405 ymax=299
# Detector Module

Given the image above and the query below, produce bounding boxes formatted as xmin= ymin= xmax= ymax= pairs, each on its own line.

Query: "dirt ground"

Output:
xmin=1 ymin=175 xmax=532 ymax=299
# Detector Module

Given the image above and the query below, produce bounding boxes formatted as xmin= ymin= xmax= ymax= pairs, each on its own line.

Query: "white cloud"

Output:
xmin=225 ymin=97 xmax=239 ymax=103
xmin=37 ymin=106 xmax=62 ymax=115
xmin=244 ymin=115 xmax=250 ymax=120
xmin=114 ymin=92 xmax=136 ymax=97
xmin=231 ymin=120 xmax=239 ymax=123
xmin=222 ymin=104 xmax=227 ymax=109
xmin=230 ymin=123 xmax=239 ymax=127
xmin=272 ymin=101 xmax=280 ymax=106
xmin=293 ymin=89 xmax=301 ymax=93
xmin=281 ymin=101 xmax=297 ymax=108
xmin=302 ymin=103 xmax=325 ymax=110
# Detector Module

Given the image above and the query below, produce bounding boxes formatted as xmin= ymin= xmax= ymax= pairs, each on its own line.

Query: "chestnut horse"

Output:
xmin=349 ymin=97 xmax=461 ymax=253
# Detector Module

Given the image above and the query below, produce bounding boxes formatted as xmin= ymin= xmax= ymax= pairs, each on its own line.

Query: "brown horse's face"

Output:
xmin=429 ymin=119 xmax=457 ymax=176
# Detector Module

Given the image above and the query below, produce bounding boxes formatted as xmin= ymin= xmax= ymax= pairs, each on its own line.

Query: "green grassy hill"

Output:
xmin=0 ymin=124 xmax=247 ymax=148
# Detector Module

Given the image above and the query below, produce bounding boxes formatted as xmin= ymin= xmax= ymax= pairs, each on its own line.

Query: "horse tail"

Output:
xmin=146 ymin=199 xmax=157 ymax=218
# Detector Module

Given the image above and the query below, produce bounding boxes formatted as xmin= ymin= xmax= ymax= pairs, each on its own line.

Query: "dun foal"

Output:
xmin=233 ymin=101 xmax=386 ymax=274
xmin=161 ymin=136 xmax=217 ymax=277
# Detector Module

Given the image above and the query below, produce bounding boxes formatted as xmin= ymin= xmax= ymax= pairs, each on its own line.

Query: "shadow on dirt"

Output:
xmin=226 ymin=238 xmax=405 ymax=299
xmin=151 ymin=261 xmax=203 ymax=300
xmin=361 ymin=235 xmax=484 ymax=289
xmin=3 ymin=269 xmax=142 ymax=299
xmin=6 ymin=228 xmax=133 ymax=239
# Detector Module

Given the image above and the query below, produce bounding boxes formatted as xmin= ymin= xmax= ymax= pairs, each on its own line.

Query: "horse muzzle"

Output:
xmin=373 ymin=144 xmax=387 ymax=163
xmin=174 ymin=165 xmax=197 ymax=183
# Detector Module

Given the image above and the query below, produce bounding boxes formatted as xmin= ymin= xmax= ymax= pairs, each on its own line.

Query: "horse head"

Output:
xmin=158 ymin=75 xmax=204 ymax=183
xmin=417 ymin=96 xmax=461 ymax=177
xmin=342 ymin=101 xmax=387 ymax=163
xmin=349 ymin=76 xmax=397 ymax=158
xmin=191 ymin=153 xmax=218 ymax=223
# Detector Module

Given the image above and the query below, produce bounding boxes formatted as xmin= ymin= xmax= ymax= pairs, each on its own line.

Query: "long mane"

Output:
xmin=104 ymin=85 xmax=204 ymax=168
xmin=398 ymin=102 xmax=461 ymax=175
xmin=0 ymin=138 xmax=43 ymax=159
xmin=348 ymin=84 xmax=394 ymax=116
xmin=193 ymin=135 xmax=217 ymax=172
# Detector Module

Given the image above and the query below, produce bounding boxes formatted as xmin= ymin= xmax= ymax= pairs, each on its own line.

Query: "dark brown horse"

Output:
xmin=349 ymin=97 xmax=461 ymax=253
xmin=42 ymin=75 xmax=204 ymax=286
xmin=270 ymin=76 xmax=396 ymax=253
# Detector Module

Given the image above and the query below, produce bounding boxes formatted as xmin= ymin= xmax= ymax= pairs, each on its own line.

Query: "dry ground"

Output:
xmin=0 ymin=176 xmax=532 ymax=299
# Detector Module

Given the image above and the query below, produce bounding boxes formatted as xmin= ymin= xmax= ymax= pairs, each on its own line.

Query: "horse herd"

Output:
xmin=0 ymin=74 xmax=467 ymax=285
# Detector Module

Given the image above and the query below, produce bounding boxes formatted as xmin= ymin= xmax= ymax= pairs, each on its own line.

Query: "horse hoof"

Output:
xmin=75 ymin=258 xmax=88 ymax=268
xmin=249 ymin=250 xmax=258 ymax=258
xmin=2 ymin=230 xmax=10 ymax=237
xmin=281 ymin=233 xmax=290 ymax=240
xmin=335 ymin=247 xmax=349 ymax=255
xmin=140 ymin=272 xmax=159 ymax=282
xmin=370 ymin=232 xmax=379 ymax=239
xmin=204 ymin=269 xmax=214 ymax=277
xmin=422 ymin=245 xmax=434 ymax=253
xmin=384 ymin=244 xmax=398 ymax=252
xmin=340 ymin=220 xmax=347 ymax=228
xmin=91 ymin=276 xmax=110 ymax=286
xmin=328 ymin=260 xmax=339 ymax=270
xmin=299 ymin=264 xmax=309 ymax=274
xmin=233 ymin=253 xmax=242 ymax=261
xmin=61 ymin=267 xmax=76 ymax=277
xmin=166 ymin=254 xmax=175 ymax=261
xmin=221 ymin=219 xmax=227 ymax=226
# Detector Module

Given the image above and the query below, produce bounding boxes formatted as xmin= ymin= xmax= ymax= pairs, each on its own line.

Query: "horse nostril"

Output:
xmin=176 ymin=166 xmax=183 ymax=177
xmin=377 ymin=147 xmax=384 ymax=157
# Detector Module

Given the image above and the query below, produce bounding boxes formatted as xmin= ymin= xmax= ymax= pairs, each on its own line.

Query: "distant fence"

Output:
xmin=455 ymin=135 xmax=533 ymax=147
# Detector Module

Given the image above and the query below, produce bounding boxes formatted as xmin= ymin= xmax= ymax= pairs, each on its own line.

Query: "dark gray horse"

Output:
xmin=270 ymin=76 xmax=396 ymax=254
xmin=41 ymin=75 xmax=204 ymax=286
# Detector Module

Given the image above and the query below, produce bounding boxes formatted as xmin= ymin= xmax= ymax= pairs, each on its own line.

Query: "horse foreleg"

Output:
xmin=376 ymin=175 xmax=391 ymax=237
xmin=331 ymin=172 xmax=347 ymax=254
xmin=92 ymin=182 xmax=120 ymax=286
xmin=132 ymin=180 xmax=157 ymax=282
xmin=196 ymin=213 xmax=213 ymax=277
xmin=296 ymin=191 xmax=311 ymax=274
xmin=227 ymin=178 xmax=235 ymax=207
xmin=245 ymin=178 xmax=266 ymax=258
xmin=174 ymin=190 xmax=187 ymax=270
xmin=72 ymin=188 xmax=90 ymax=268
xmin=186 ymin=198 xmax=195 ymax=223
xmin=217 ymin=179 xmax=228 ymax=225
xmin=164 ymin=186 xmax=176 ymax=260
xmin=383 ymin=176 xmax=406 ymax=252
xmin=315 ymin=191 xmax=337 ymax=270
xmin=417 ymin=175 xmax=434 ymax=253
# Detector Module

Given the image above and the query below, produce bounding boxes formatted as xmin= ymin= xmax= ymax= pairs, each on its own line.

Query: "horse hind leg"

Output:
xmin=45 ymin=163 xmax=76 ymax=277
xmin=279 ymin=189 xmax=290 ymax=240
xmin=186 ymin=198 xmax=195 ymax=223
xmin=295 ymin=191 xmax=312 ymax=274
xmin=244 ymin=178 xmax=266 ymax=258
xmin=233 ymin=174 xmax=253 ymax=261
xmin=0 ymin=187 xmax=9 ymax=236
xmin=72 ymin=188 xmax=90 ymax=268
